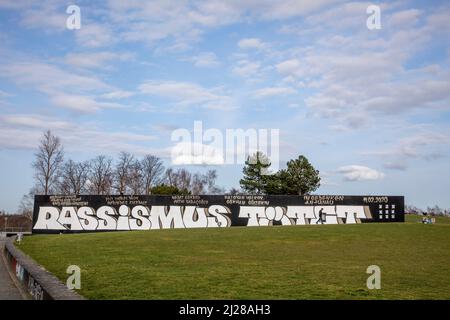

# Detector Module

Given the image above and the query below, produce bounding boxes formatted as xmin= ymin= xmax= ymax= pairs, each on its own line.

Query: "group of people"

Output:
xmin=422 ymin=212 xmax=435 ymax=224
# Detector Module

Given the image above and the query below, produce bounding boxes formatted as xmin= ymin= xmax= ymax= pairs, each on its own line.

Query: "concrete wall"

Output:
xmin=2 ymin=238 xmax=84 ymax=300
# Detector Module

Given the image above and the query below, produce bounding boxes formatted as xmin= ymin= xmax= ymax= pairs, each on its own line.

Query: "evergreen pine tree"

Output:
xmin=283 ymin=155 xmax=320 ymax=195
xmin=239 ymin=152 xmax=271 ymax=194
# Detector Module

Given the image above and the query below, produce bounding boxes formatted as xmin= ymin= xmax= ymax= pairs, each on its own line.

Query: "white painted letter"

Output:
xmin=58 ymin=207 xmax=83 ymax=231
xmin=183 ymin=206 xmax=208 ymax=228
xmin=207 ymin=205 xmax=231 ymax=227
xmin=96 ymin=206 xmax=117 ymax=230
xmin=239 ymin=206 xmax=266 ymax=226
xmin=66 ymin=5 xmax=81 ymax=30
xmin=77 ymin=207 xmax=98 ymax=230
xmin=286 ymin=206 xmax=315 ymax=225
xmin=366 ymin=265 xmax=381 ymax=289
xmin=130 ymin=206 xmax=151 ymax=230
xmin=66 ymin=265 xmax=81 ymax=289
xmin=33 ymin=207 xmax=64 ymax=230
xmin=149 ymin=206 xmax=185 ymax=229
xmin=366 ymin=5 xmax=381 ymax=30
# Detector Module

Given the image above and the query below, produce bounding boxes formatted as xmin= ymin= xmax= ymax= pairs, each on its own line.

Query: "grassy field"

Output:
xmin=17 ymin=215 xmax=450 ymax=300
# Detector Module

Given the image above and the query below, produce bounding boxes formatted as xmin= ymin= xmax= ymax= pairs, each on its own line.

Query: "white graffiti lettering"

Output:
xmin=239 ymin=205 xmax=372 ymax=226
xmin=33 ymin=205 xmax=372 ymax=231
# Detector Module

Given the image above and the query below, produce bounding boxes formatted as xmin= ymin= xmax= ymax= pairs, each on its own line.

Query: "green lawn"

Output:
xmin=18 ymin=215 xmax=450 ymax=300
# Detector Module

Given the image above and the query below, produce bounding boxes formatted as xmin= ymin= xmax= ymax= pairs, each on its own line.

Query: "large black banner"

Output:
xmin=32 ymin=194 xmax=404 ymax=233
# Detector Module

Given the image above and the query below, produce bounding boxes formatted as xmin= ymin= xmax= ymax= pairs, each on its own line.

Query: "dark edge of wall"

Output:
xmin=3 ymin=238 xmax=85 ymax=300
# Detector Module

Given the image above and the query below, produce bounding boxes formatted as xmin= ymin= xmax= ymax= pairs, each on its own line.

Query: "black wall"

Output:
xmin=32 ymin=194 xmax=405 ymax=234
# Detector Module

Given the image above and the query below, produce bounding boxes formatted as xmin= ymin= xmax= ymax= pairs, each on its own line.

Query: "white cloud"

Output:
xmin=170 ymin=142 xmax=224 ymax=165
xmin=259 ymin=0 xmax=345 ymax=20
xmin=363 ymin=131 xmax=449 ymax=170
xmin=383 ymin=161 xmax=408 ymax=171
xmin=304 ymin=2 xmax=373 ymax=31
xmin=151 ymin=123 xmax=180 ymax=134
xmin=139 ymin=80 xmax=236 ymax=110
xmin=0 ymin=61 xmax=110 ymax=94
xmin=64 ymin=52 xmax=133 ymax=69
xmin=273 ymin=4 xmax=450 ymax=129
xmin=75 ymin=23 xmax=117 ymax=48
xmin=107 ymin=1 xmax=205 ymax=50
xmin=232 ymin=60 xmax=262 ymax=78
xmin=0 ymin=114 xmax=72 ymax=130
xmin=182 ymin=52 xmax=220 ymax=67
xmin=0 ymin=114 xmax=158 ymax=154
xmin=276 ymin=59 xmax=301 ymax=76
xmin=14 ymin=1 xmax=67 ymax=31
xmin=238 ymin=38 xmax=267 ymax=50
xmin=50 ymin=94 xmax=125 ymax=113
xmin=0 ymin=61 xmax=134 ymax=113
xmin=0 ymin=90 xmax=12 ymax=98
xmin=387 ymin=9 xmax=422 ymax=28
xmin=1 ymin=2 xmax=115 ymax=47
xmin=252 ymin=87 xmax=296 ymax=99
xmin=1 ymin=0 xmax=344 ymax=51
xmin=196 ymin=0 xmax=344 ymax=22
xmin=318 ymin=171 xmax=339 ymax=186
xmin=100 ymin=90 xmax=135 ymax=100
xmin=337 ymin=165 xmax=385 ymax=181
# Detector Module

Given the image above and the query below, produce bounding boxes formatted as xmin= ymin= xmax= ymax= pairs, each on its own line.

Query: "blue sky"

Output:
xmin=0 ymin=0 xmax=449 ymax=212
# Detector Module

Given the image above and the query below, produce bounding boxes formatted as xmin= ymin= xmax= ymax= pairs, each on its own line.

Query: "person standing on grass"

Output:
xmin=422 ymin=212 xmax=427 ymax=224
xmin=316 ymin=208 xmax=325 ymax=224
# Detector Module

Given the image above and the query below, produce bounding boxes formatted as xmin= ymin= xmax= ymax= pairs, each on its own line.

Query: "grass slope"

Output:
xmin=18 ymin=215 xmax=450 ymax=299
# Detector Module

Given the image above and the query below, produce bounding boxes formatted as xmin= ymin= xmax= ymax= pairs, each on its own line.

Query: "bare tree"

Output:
xmin=165 ymin=168 xmax=222 ymax=195
xmin=204 ymin=169 xmax=223 ymax=194
xmin=191 ymin=172 xmax=206 ymax=195
xmin=32 ymin=130 xmax=64 ymax=194
xmin=19 ymin=188 xmax=37 ymax=221
xmin=59 ymin=160 xmax=90 ymax=195
xmin=166 ymin=168 xmax=192 ymax=191
xmin=191 ymin=170 xmax=222 ymax=194
xmin=141 ymin=155 xmax=165 ymax=194
xmin=114 ymin=151 xmax=134 ymax=194
xmin=405 ymin=205 xmax=423 ymax=215
xmin=129 ymin=160 xmax=143 ymax=195
xmin=88 ymin=155 xmax=113 ymax=195
xmin=165 ymin=168 xmax=175 ymax=186
xmin=427 ymin=205 xmax=444 ymax=216
xmin=226 ymin=187 xmax=242 ymax=195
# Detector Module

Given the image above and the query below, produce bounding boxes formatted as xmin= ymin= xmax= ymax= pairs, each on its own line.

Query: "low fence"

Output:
xmin=1 ymin=227 xmax=32 ymax=239
xmin=2 ymin=239 xmax=84 ymax=300
xmin=2 ymin=227 xmax=32 ymax=233
xmin=0 ymin=215 xmax=32 ymax=232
